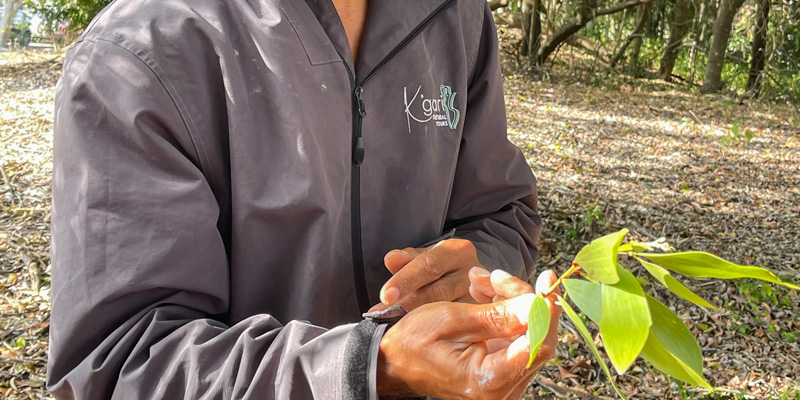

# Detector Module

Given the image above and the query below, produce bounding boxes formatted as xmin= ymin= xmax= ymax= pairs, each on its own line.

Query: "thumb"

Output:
xmin=463 ymin=293 xmax=535 ymax=342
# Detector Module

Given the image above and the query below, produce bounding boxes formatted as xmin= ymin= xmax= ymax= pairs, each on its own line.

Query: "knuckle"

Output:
xmin=448 ymin=238 xmax=475 ymax=254
xmin=482 ymin=304 xmax=513 ymax=332
xmin=402 ymin=247 xmax=417 ymax=255
xmin=436 ymin=305 xmax=459 ymax=326
xmin=421 ymin=254 xmax=443 ymax=277
xmin=430 ymin=281 xmax=454 ymax=302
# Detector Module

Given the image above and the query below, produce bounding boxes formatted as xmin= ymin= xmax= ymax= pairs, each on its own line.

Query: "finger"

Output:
xmin=483 ymin=333 xmax=531 ymax=376
xmin=381 ymin=243 xmax=469 ymax=305
xmin=483 ymin=332 xmax=554 ymax=391
xmin=486 ymin=336 xmax=518 ymax=354
xmin=383 ymin=249 xmax=417 ymax=275
xmin=469 ymin=266 xmax=495 ymax=302
xmin=457 ymin=294 xmax=478 ymax=304
xmin=367 ymin=302 xmax=390 ymax=313
xmin=396 ymin=273 xmax=468 ymax=310
xmin=490 ymin=269 xmax=534 ymax=299
xmin=534 ymin=269 xmax=559 ymax=296
xmin=469 ymin=285 xmax=493 ymax=304
xmin=461 ymin=294 xmax=534 ymax=341
xmin=534 ymin=269 xmax=562 ymax=339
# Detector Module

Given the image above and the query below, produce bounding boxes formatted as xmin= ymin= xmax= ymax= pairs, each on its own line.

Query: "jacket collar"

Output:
xmin=291 ymin=0 xmax=452 ymax=82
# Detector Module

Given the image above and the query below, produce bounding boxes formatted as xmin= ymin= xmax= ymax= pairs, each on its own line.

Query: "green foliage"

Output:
xmin=535 ymin=229 xmax=800 ymax=398
xmin=634 ymin=255 xmax=717 ymax=309
xmin=27 ymin=0 xmax=113 ymax=32
xmin=573 ymin=229 xmax=626 ymax=284
xmin=640 ymin=251 xmax=800 ymax=290
xmin=526 ymin=293 xmax=550 ymax=368
xmin=640 ymin=296 xmax=710 ymax=388
xmin=582 ymin=204 xmax=605 ymax=227
xmin=721 ymin=119 xmax=755 ymax=147
xmin=559 ymin=205 xmax=606 ymax=243
xmin=559 ymin=293 xmax=628 ymax=399
xmin=599 ymin=266 xmax=651 ymax=374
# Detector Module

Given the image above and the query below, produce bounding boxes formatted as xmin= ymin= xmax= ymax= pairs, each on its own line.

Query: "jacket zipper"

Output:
xmin=342 ymin=0 xmax=458 ymax=313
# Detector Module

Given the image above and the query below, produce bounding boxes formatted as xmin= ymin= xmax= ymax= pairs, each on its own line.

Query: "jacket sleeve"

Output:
xmin=47 ymin=38 xmax=373 ymax=399
xmin=444 ymin=4 xmax=542 ymax=280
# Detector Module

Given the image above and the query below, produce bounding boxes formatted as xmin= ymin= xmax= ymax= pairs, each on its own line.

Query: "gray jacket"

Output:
xmin=47 ymin=0 xmax=542 ymax=398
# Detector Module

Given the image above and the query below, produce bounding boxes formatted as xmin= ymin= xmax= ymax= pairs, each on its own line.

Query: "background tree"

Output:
xmin=532 ymin=0 xmax=649 ymax=66
xmin=27 ymin=0 xmax=112 ymax=33
xmin=1 ymin=0 xmax=24 ymax=46
xmin=658 ymin=0 xmax=694 ymax=80
xmin=701 ymin=0 xmax=746 ymax=93
xmin=610 ymin=0 xmax=652 ymax=75
xmin=746 ymin=0 xmax=770 ymax=97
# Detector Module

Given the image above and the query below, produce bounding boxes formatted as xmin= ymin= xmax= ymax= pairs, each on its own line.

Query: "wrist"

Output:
xmin=376 ymin=332 xmax=413 ymax=398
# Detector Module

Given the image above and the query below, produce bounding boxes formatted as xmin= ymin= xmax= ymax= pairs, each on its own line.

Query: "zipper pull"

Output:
xmin=355 ymin=86 xmax=366 ymax=117
xmin=353 ymin=86 xmax=366 ymax=165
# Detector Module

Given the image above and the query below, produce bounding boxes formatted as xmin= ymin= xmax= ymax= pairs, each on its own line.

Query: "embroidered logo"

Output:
xmin=403 ymin=85 xmax=461 ymax=133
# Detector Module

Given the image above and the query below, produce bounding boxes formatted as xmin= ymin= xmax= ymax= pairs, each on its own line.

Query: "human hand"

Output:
xmin=469 ymin=268 xmax=560 ymax=359
xmin=371 ymin=239 xmax=481 ymax=312
xmin=376 ymin=274 xmax=561 ymax=399
xmin=468 ymin=266 xmax=536 ymax=304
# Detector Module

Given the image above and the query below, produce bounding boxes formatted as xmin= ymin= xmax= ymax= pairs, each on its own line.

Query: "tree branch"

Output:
xmin=537 ymin=0 xmax=651 ymax=64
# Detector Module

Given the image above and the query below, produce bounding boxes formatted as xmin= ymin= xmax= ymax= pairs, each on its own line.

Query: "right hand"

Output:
xmin=376 ymin=271 xmax=561 ymax=399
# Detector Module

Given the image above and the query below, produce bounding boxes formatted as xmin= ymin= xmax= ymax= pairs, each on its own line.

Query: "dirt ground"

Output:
xmin=0 ymin=43 xmax=798 ymax=399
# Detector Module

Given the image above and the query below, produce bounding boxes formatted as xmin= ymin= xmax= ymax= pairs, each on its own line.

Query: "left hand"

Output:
xmin=370 ymin=238 xmax=481 ymax=312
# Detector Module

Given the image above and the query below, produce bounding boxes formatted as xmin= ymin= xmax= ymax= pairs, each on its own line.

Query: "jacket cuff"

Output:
xmin=368 ymin=324 xmax=388 ymax=400
xmin=343 ymin=305 xmax=409 ymax=399
xmin=343 ymin=320 xmax=380 ymax=400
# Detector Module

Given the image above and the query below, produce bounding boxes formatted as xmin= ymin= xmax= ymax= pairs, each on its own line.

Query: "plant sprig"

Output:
xmin=526 ymin=228 xmax=800 ymax=398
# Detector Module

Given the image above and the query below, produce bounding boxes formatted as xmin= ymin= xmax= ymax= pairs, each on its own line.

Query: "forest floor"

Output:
xmin=0 ymin=41 xmax=798 ymax=399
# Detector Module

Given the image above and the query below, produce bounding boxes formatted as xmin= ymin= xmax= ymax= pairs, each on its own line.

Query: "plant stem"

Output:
xmin=544 ymin=262 xmax=583 ymax=296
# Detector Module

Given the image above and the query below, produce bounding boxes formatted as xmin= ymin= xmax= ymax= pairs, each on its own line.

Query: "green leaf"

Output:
xmin=599 ymin=266 xmax=652 ymax=374
xmin=634 ymin=255 xmax=718 ymax=310
xmin=560 ymin=294 xmax=628 ymax=400
xmin=731 ymin=120 xmax=740 ymax=136
xmin=646 ymin=295 xmax=703 ymax=375
xmin=640 ymin=332 xmax=712 ymax=389
xmin=527 ymin=293 xmax=550 ymax=368
xmin=562 ymin=278 xmax=602 ymax=322
xmin=618 ymin=241 xmax=649 ymax=253
xmin=640 ymin=252 xmax=800 ymax=290
xmin=574 ymin=229 xmax=628 ymax=284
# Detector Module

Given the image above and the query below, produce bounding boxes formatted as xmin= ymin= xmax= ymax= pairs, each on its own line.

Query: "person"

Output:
xmin=47 ymin=0 xmax=561 ymax=398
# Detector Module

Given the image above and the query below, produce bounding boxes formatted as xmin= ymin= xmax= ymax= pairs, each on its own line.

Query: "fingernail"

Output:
xmin=470 ymin=266 xmax=490 ymax=277
xmin=491 ymin=269 xmax=512 ymax=280
xmin=381 ymin=287 xmax=400 ymax=305
xmin=535 ymin=269 xmax=556 ymax=293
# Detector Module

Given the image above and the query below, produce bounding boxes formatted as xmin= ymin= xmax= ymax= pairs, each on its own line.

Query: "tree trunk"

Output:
xmin=745 ymin=0 xmax=769 ymax=97
xmin=658 ymin=0 xmax=693 ymax=80
xmin=520 ymin=0 xmax=543 ymax=64
xmin=610 ymin=2 xmax=652 ymax=70
xmin=1 ymin=0 xmax=24 ymax=48
xmin=627 ymin=1 xmax=652 ymax=75
xmin=528 ymin=0 xmax=543 ymax=64
xmin=521 ymin=0 xmax=532 ymax=57
xmin=701 ymin=0 xmax=746 ymax=93
xmin=537 ymin=0 xmax=649 ymax=65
